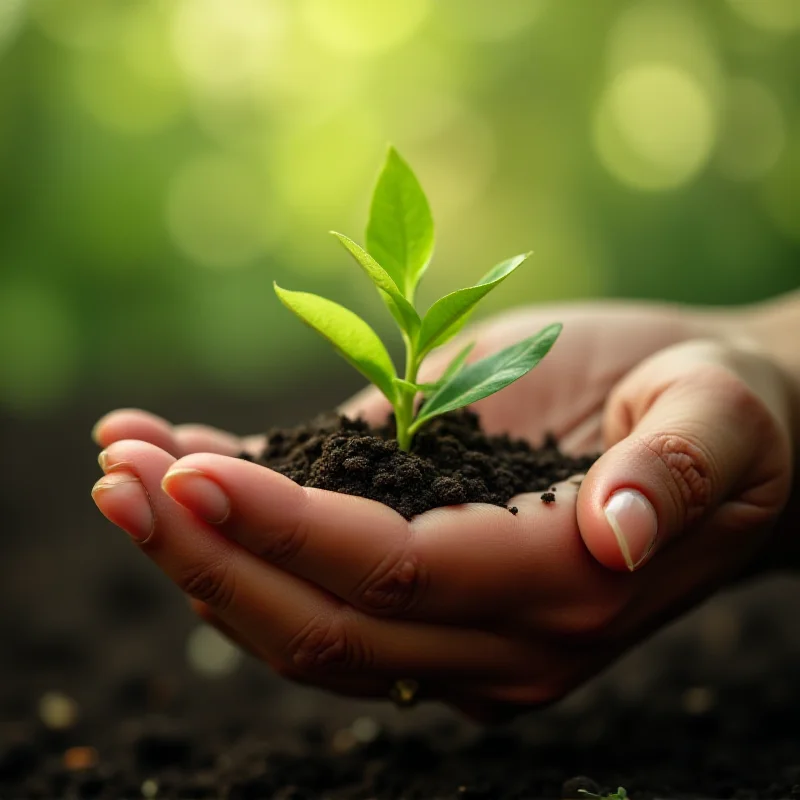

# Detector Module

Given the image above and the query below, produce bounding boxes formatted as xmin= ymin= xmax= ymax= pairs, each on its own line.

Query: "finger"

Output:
xmin=188 ymin=597 xmax=265 ymax=660
xmin=92 ymin=409 xmax=180 ymax=453
xmin=160 ymin=454 xmax=600 ymax=625
xmin=173 ymin=425 xmax=264 ymax=458
xmin=93 ymin=440 xmax=546 ymax=682
xmin=577 ymin=341 xmax=792 ymax=572
xmin=91 ymin=408 xmax=263 ymax=457
xmin=188 ymin=598 xmax=397 ymax=699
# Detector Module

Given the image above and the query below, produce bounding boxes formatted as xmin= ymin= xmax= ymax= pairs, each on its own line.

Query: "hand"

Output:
xmin=90 ymin=302 xmax=795 ymax=720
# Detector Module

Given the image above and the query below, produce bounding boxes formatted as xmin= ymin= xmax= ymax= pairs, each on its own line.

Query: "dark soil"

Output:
xmin=246 ymin=410 xmax=597 ymax=519
xmin=4 ymin=401 xmax=800 ymax=800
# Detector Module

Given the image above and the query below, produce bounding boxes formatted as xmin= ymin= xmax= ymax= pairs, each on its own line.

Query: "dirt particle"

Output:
xmin=541 ymin=491 xmax=556 ymax=504
xmin=508 ymin=506 xmax=518 ymax=515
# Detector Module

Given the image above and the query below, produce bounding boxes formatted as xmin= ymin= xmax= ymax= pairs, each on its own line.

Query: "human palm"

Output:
xmin=91 ymin=301 xmax=794 ymax=719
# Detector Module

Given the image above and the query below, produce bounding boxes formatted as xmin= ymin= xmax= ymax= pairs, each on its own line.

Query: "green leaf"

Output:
xmin=330 ymin=231 xmax=421 ymax=336
xmin=416 ymin=253 xmax=530 ymax=357
xmin=274 ymin=284 xmax=397 ymax=403
xmin=412 ymin=324 xmax=562 ymax=430
xmin=366 ymin=147 xmax=434 ymax=300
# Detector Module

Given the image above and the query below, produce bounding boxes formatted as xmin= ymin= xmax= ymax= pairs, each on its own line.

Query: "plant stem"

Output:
xmin=395 ymin=336 xmax=419 ymax=452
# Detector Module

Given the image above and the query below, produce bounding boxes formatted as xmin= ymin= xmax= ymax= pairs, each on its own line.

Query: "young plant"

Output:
xmin=579 ymin=788 xmax=628 ymax=800
xmin=274 ymin=147 xmax=562 ymax=452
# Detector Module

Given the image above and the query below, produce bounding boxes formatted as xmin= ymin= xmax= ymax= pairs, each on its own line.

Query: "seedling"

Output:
xmin=579 ymin=788 xmax=628 ymax=800
xmin=275 ymin=147 xmax=562 ymax=451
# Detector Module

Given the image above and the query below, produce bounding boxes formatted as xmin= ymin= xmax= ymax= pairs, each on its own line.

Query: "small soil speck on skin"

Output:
xmin=246 ymin=410 xmax=597 ymax=519
xmin=508 ymin=506 xmax=519 ymax=516
xmin=541 ymin=491 xmax=556 ymax=504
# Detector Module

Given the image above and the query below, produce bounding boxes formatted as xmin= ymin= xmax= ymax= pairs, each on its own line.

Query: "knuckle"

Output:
xmin=355 ymin=548 xmax=426 ymax=616
xmin=286 ymin=613 xmax=368 ymax=674
xmin=255 ymin=520 xmax=308 ymax=567
xmin=179 ymin=556 xmax=236 ymax=611
xmin=255 ymin=497 xmax=310 ymax=566
xmin=643 ymin=431 xmax=716 ymax=525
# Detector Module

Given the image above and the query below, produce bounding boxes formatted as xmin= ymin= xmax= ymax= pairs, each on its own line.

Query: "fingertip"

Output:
xmin=577 ymin=459 xmax=659 ymax=572
xmin=91 ymin=409 xmax=178 ymax=454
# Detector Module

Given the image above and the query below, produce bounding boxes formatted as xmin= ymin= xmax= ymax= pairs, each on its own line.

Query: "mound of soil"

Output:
xmin=246 ymin=410 xmax=597 ymax=519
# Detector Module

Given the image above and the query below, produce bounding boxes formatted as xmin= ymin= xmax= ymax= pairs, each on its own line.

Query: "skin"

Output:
xmin=90 ymin=296 xmax=799 ymax=722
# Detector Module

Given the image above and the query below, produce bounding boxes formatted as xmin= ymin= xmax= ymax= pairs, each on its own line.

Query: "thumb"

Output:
xmin=577 ymin=341 xmax=791 ymax=572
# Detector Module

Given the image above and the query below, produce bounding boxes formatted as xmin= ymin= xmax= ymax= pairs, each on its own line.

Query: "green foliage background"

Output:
xmin=1 ymin=0 xmax=798 ymax=417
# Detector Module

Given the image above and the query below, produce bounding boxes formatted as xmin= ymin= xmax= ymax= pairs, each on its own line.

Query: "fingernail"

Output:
xmin=161 ymin=469 xmax=230 ymax=525
xmin=604 ymin=489 xmax=658 ymax=571
xmin=91 ymin=472 xmax=153 ymax=542
xmin=98 ymin=450 xmax=109 ymax=471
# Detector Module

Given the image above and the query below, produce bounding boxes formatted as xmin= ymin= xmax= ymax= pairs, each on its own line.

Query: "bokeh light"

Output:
xmin=172 ymin=0 xmax=287 ymax=98
xmin=300 ymin=0 xmax=429 ymax=56
xmin=594 ymin=63 xmax=717 ymax=191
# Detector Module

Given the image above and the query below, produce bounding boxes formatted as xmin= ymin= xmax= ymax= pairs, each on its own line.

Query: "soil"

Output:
xmin=246 ymin=410 xmax=597 ymax=519
xmin=3 ymin=399 xmax=800 ymax=800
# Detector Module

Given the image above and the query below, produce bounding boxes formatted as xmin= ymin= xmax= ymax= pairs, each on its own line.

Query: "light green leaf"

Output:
xmin=274 ymin=284 xmax=397 ymax=403
xmin=330 ymin=231 xmax=421 ymax=336
xmin=366 ymin=147 xmax=434 ymax=300
xmin=412 ymin=324 xmax=562 ymax=430
xmin=416 ymin=253 xmax=530 ymax=357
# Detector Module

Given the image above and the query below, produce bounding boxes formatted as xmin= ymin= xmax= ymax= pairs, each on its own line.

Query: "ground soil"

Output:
xmin=247 ymin=410 xmax=597 ymax=519
xmin=3 ymin=399 xmax=800 ymax=800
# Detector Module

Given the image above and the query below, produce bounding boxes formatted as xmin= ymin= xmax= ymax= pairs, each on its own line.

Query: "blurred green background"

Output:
xmin=1 ymin=0 xmax=799 ymax=419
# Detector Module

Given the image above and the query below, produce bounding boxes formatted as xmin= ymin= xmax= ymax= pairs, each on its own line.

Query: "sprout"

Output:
xmin=579 ymin=788 xmax=629 ymax=800
xmin=275 ymin=147 xmax=561 ymax=451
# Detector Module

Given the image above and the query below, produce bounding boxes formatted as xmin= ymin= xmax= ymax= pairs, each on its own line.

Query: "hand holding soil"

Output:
xmin=90 ymin=299 xmax=798 ymax=721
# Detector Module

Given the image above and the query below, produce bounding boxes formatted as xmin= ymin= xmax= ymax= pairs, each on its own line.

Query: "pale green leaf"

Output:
xmin=412 ymin=324 xmax=562 ymax=430
xmin=330 ymin=231 xmax=420 ymax=336
xmin=366 ymin=147 xmax=434 ymax=300
xmin=417 ymin=253 xmax=530 ymax=357
xmin=274 ymin=284 xmax=397 ymax=403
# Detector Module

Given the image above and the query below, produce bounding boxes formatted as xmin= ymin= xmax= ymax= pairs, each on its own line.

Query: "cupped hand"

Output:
xmin=90 ymin=302 xmax=795 ymax=720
